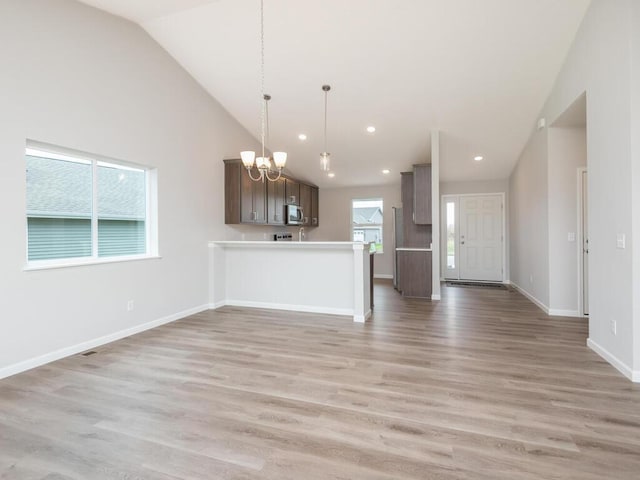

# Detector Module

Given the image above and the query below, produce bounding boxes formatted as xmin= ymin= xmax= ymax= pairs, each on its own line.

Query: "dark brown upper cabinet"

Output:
xmin=224 ymin=159 xmax=319 ymax=227
xmin=285 ymin=179 xmax=300 ymax=205
xmin=267 ymin=177 xmax=286 ymax=225
xmin=310 ymin=186 xmax=319 ymax=226
xmin=225 ymin=159 xmax=266 ymax=224
xmin=413 ymin=163 xmax=432 ymax=225
xmin=401 ymin=172 xmax=431 ymax=247
xmin=299 ymin=183 xmax=312 ymax=226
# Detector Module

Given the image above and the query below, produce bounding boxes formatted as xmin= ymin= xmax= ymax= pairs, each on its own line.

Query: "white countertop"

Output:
xmin=396 ymin=247 xmax=432 ymax=252
xmin=209 ymin=241 xmax=367 ymax=250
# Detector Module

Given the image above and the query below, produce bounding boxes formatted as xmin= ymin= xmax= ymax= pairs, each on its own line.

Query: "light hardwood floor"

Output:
xmin=1 ymin=281 xmax=640 ymax=479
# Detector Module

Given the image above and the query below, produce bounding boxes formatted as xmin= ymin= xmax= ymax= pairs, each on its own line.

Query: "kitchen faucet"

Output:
xmin=298 ymin=227 xmax=305 ymax=242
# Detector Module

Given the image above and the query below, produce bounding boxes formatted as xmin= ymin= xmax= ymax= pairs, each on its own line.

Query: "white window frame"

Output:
xmin=351 ymin=197 xmax=384 ymax=254
xmin=24 ymin=141 xmax=159 ymax=271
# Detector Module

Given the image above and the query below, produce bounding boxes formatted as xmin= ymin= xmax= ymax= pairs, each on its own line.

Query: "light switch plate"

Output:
xmin=617 ymin=233 xmax=626 ymax=249
xmin=568 ymin=232 xmax=576 ymax=242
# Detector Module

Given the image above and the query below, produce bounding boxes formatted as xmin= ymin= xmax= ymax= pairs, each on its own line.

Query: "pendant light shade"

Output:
xmin=320 ymin=152 xmax=330 ymax=171
xmin=241 ymin=151 xmax=256 ymax=168
xmin=273 ymin=151 xmax=287 ymax=169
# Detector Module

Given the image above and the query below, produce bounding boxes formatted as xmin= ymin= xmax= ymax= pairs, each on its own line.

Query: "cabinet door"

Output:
xmin=225 ymin=161 xmax=241 ymax=224
xmin=252 ymin=177 xmax=267 ymax=223
xmin=397 ymin=251 xmax=431 ymax=298
xmin=240 ymin=166 xmax=255 ymax=223
xmin=413 ymin=164 xmax=432 ymax=225
xmin=310 ymin=186 xmax=319 ymax=226
xmin=267 ymin=177 xmax=286 ymax=224
xmin=299 ymin=183 xmax=312 ymax=225
xmin=240 ymin=166 xmax=266 ymax=223
xmin=285 ymin=179 xmax=300 ymax=205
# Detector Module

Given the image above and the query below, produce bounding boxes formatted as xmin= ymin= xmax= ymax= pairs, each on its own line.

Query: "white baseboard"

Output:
xmin=431 ymin=294 xmax=441 ymax=300
xmin=373 ymin=274 xmax=393 ymax=279
xmin=587 ymin=338 xmax=639 ymax=382
xmin=0 ymin=304 xmax=210 ymax=381
xmin=548 ymin=308 xmax=581 ymax=318
xmin=215 ymin=299 xmax=354 ymax=318
xmin=510 ymin=281 xmax=549 ymax=314
xmin=354 ymin=309 xmax=372 ymax=323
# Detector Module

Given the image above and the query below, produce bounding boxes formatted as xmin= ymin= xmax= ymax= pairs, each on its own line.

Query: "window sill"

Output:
xmin=24 ymin=254 xmax=162 ymax=272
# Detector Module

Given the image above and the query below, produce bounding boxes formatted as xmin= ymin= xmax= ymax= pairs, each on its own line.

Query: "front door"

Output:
xmin=459 ymin=195 xmax=503 ymax=281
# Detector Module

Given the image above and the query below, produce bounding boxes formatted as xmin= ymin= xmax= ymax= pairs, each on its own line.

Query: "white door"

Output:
xmin=582 ymin=170 xmax=589 ymax=315
xmin=459 ymin=195 xmax=503 ymax=281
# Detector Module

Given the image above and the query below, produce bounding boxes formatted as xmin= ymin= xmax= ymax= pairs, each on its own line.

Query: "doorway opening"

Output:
xmin=441 ymin=193 xmax=506 ymax=282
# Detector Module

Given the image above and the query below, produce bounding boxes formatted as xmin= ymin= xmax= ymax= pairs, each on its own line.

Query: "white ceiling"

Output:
xmin=78 ymin=0 xmax=590 ymax=188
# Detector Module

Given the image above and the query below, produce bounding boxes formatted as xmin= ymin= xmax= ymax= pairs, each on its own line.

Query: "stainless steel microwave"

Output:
xmin=285 ymin=204 xmax=304 ymax=225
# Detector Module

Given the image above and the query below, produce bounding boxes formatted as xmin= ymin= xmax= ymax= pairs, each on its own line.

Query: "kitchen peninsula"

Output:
xmin=208 ymin=241 xmax=372 ymax=322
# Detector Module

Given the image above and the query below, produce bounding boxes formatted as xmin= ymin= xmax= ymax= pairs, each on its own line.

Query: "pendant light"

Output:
xmin=240 ymin=0 xmax=287 ymax=182
xmin=320 ymin=85 xmax=331 ymax=171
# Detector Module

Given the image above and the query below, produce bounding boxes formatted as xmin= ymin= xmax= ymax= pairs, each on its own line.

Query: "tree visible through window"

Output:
xmin=352 ymin=198 xmax=383 ymax=253
xmin=26 ymin=146 xmax=153 ymax=265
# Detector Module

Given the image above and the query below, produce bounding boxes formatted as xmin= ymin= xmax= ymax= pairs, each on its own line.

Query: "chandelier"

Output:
xmin=240 ymin=0 xmax=286 ymax=182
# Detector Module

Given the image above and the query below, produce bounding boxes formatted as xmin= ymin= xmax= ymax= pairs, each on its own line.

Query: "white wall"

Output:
xmin=0 ymin=0 xmax=259 ymax=377
xmin=509 ymin=129 xmax=550 ymax=308
xmin=632 ymin=1 xmax=640 ymax=374
xmin=309 ymin=183 xmax=402 ymax=277
xmin=548 ymin=128 xmax=586 ymax=314
xmin=441 ymin=179 xmax=508 ymax=195
xmin=510 ymin=0 xmax=639 ymax=379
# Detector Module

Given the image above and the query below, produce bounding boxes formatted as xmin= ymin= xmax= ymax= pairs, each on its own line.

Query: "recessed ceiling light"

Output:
xmin=327 ymin=172 xmax=335 ymax=178
xmin=474 ymin=156 xmax=484 ymax=161
xmin=382 ymin=169 xmax=390 ymax=174
xmin=298 ymin=134 xmax=307 ymax=141
xmin=366 ymin=126 xmax=376 ymax=133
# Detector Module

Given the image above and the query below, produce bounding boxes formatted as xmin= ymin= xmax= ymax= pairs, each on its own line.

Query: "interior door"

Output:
xmin=582 ymin=170 xmax=589 ymax=315
xmin=459 ymin=195 xmax=503 ymax=281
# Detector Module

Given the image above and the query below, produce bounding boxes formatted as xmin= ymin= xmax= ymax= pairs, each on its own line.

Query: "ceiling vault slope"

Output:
xmin=78 ymin=0 xmax=591 ymax=187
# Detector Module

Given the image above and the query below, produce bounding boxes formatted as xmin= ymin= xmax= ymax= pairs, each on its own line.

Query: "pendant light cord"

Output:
xmin=260 ymin=0 xmax=265 ymax=160
xmin=323 ymin=88 xmax=328 ymax=153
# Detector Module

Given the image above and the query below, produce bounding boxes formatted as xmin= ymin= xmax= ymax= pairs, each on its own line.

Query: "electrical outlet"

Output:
xmin=568 ymin=232 xmax=576 ymax=242
xmin=610 ymin=320 xmax=617 ymax=335
xmin=529 ymin=274 xmax=534 ymax=285
xmin=127 ymin=300 xmax=134 ymax=312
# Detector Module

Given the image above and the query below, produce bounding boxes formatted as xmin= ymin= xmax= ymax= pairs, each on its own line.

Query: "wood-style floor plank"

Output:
xmin=1 ymin=280 xmax=639 ymax=479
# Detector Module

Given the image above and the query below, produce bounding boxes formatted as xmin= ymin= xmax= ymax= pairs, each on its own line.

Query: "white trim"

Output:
xmin=577 ymin=167 xmax=588 ymax=317
xmin=0 ymin=304 xmax=209 ymax=381
xmin=587 ymin=338 xmax=640 ymax=382
xmin=548 ymin=308 xmax=582 ymax=318
xmin=216 ymin=299 xmax=355 ymax=319
xmin=354 ymin=309 xmax=372 ymax=323
xmin=374 ymin=274 xmax=393 ymax=279
xmin=24 ymin=254 xmax=162 ymax=271
xmin=431 ymin=294 xmax=441 ymax=300
xmin=510 ymin=281 xmax=550 ymax=314
xmin=209 ymin=241 xmax=362 ymax=249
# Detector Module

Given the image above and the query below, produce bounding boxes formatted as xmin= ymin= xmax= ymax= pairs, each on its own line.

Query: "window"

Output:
xmin=25 ymin=144 xmax=157 ymax=267
xmin=352 ymin=198 xmax=383 ymax=253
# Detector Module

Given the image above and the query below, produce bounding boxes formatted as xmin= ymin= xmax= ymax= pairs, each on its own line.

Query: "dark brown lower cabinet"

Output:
xmin=397 ymin=250 xmax=432 ymax=298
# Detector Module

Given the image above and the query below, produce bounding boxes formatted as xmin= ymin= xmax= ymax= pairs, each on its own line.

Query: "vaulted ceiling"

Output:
xmin=77 ymin=0 xmax=590 ymax=187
